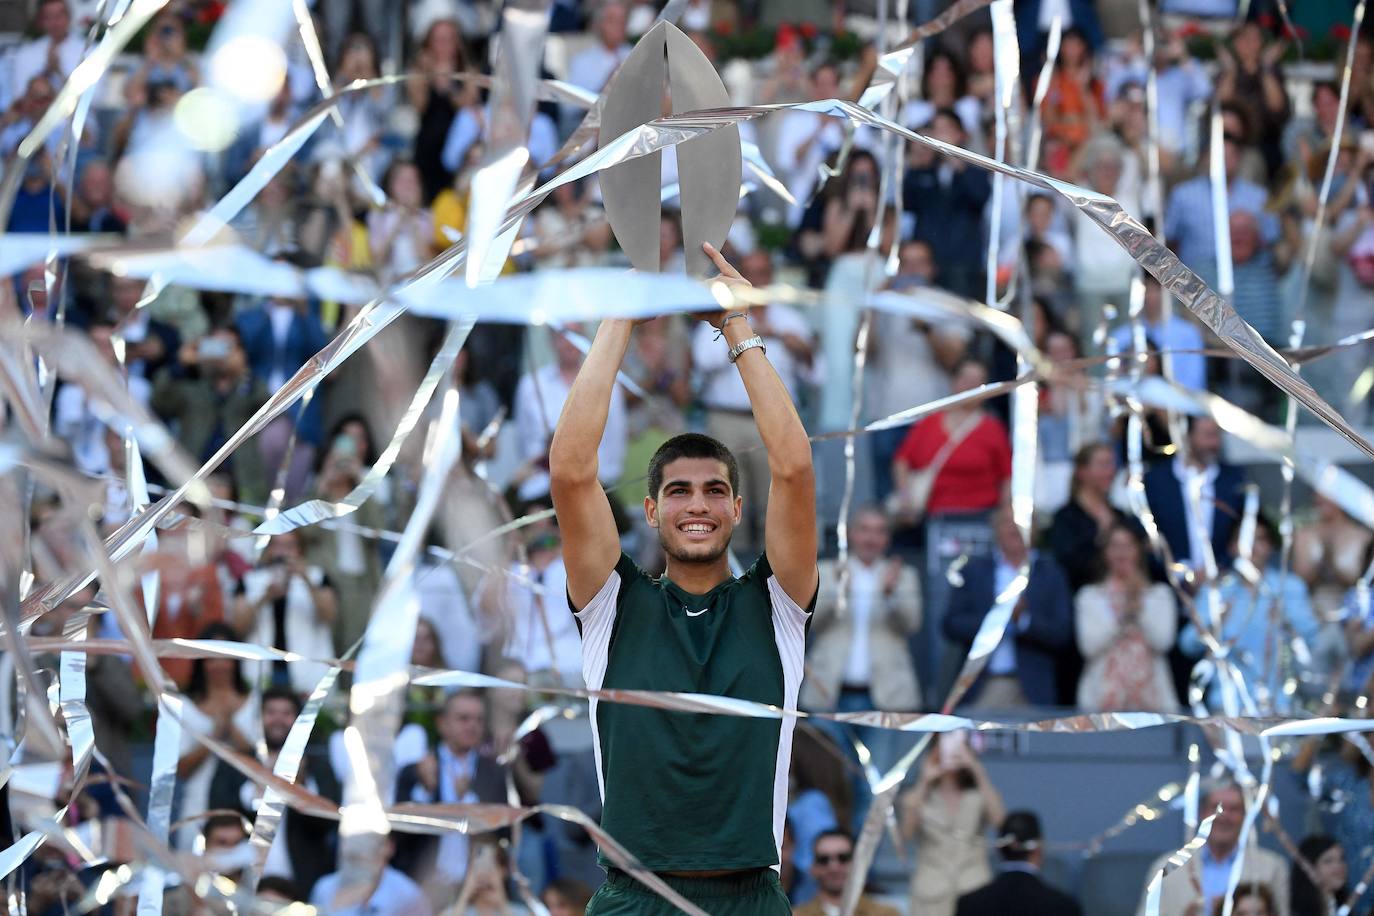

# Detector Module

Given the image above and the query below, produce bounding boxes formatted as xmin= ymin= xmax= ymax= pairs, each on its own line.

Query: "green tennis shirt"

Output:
xmin=573 ymin=551 xmax=813 ymax=873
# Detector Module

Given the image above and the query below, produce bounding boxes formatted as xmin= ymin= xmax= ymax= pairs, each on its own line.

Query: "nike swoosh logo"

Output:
xmin=684 ymin=607 xmax=710 ymax=617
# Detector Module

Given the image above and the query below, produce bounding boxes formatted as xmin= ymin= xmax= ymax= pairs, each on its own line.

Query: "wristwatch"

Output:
xmin=727 ymin=335 xmax=767 ymax=363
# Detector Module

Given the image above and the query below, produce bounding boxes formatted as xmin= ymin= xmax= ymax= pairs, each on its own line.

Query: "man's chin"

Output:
xmin=660 ymin=534 xmax=731 ymax=565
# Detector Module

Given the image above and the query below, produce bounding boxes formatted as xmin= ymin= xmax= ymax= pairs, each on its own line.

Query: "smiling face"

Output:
xmin=1317 ymin=843 xmax=1348 ymax=892
xmin=645 ymin=457 xmax=741 ymax=565
xmin=1104 ymin=527 xmax=1142 ymax=580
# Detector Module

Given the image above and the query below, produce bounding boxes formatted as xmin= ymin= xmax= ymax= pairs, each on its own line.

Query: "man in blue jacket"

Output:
xmin=1142 ymin=415 xmax=1248 ymax=577
xmin=942 ymin=505 xmax=1073 ymax=708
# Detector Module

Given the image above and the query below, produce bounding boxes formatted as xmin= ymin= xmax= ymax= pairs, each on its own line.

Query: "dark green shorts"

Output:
xmin=586 ymin=868 xmax=791 ymax=915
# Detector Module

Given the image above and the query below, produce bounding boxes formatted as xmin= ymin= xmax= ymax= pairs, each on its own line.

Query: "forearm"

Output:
xmin=722 ymin=317 xmax=810 ymax=478
xmin=549 ymin=320 xmax=634 ymax=478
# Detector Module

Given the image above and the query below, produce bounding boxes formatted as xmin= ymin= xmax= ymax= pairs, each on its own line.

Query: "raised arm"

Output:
xmin=704 ymin=244 xmax=819 ymax=606
xmin=549 ymin=319 xmax=634 ymax=610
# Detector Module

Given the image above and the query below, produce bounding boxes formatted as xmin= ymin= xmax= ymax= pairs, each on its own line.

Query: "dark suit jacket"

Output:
xmin=956 ymin=868 xmax=1083 ymax=916
xmin=235 ymin=305 xmax=328 ymax=445
xmin=208 ymin=754 xmax=341 ymax=898
xmin=1142 ymin=460 xmax=1247 ymax=571
xmin=150 ymin=370 xmax=270 ymax=505
xmin=942 ymin=553 xmax=1073 ymax=706
xmin=392 ymin=749 xmax=509 ymax=882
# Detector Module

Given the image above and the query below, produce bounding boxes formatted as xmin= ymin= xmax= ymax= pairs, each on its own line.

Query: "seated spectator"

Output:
xmin=1181 ymin=515 xmax=1319 ymax=710
xmin=794 ymin=829 xmax=899 ymax=916
xmin=70 ymin=156 xmax=123 ymax=233
xmin=53 ymin=321 xmax=152 ymax=477
xmin=3 ymin=1 xmax=82 ymax=112
xmin=802 ymin=507 xmax=922 ymax=712
xmin=1143 ymin=416 xmax=1247 ymax=577
xmin=1216 ymin=20 xmax=1290 ymax=179
xmin=236 ymin=290 xmax=329 ymax=500
xmin=1036 ymin=330 xmax=1106 ymax=515
xmin=308 ymin=422 xmax=382 ymax=655
xmin=310 ymin=835 xmax=432 ymax=916
xmin=901 ymin=48 xmax=981 ymax=137
xmin=108 ymin=274 xmax=180 ymax=381
xmin=232 ymin=531 xmax=337 ymax=694
xmin=903 ymin=109 xmax=992 ymax=299
xmin=1069 ymin=136 xmax=1137 ymax=338
xmin=943 ymin=505 xmax=1073 ymax=709
xmin=326 ymin=33 xmax=394 ymax=183
xmin=451 ymin=842 xmax=526 ymax=916
xmin=201 ymin=813 xmax=250 ymax=880
xmin=1038 ymin=28 xmax=1106 ymax=176
xmin=1229 ymin=209 xmax=1283 ymax=347
xmin=529 ymin=179 xmax=614 ymax=269
xmin=899 ymin=733 xmax=1005 ymax=916
xmin=1075 ymin=525 xmax=1178 ymax=712
xmin=1104 ymin=26 xmax=1209 ymax=167
xmin=956 ymin=810 xmax=1081 ymax=916
xmin=540 ymin=878 xmax=593 ymax=916
xmin=1289 ymin=835 xmax=1348 ymax=916
xmin=484 ymin=659 xmax=557 ymax=803
xmin=152 ymin=326 xmax=270 ymax=506
xmin=1047 ymin=443 xmax=1133 ymax=593
xmin=1294 ymin=494 xmax=1373 ymax=631
xmin=145 ymin=530 xmax=226 ymax=689
xmin=775 ymin=62 xmax=860 ymax=228
xmin=483 ymin=530 xmax=582 ymax=688
xmin=128 ymin=12 xmax=200 ymax=98
xmin=1139 ymin=779 xmax=1290 ymax=916
xmin=1164 ymin=129 xmax=1278 ymax=291
xmin=393 ymin=692 xmax=509 ymax=902
xmin=787 ymin=728 xmax=850 ymax=905
xmin=0 ymin=74 xmax=58 ymax=160
xmin=1215 ymin=883 xmax=1278 ymax=916
xmin=209 ymin=688 xmax=341 ymax=899
xmin=512 ymin=327 xmax=626 ymax=503
xmin=369 ymin=160 xmax=435 ymax=281
xmin=6 ymin=149 xmax=57 ymax=234
xmin=175 ymin=623 xmax=260 ymax=848
xmin=1110 ymin=275 xmax=1207 ymax=393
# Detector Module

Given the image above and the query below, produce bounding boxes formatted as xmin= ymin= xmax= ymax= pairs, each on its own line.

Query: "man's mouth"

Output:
xmin=678 ymin=520 xmax=717 ymax=538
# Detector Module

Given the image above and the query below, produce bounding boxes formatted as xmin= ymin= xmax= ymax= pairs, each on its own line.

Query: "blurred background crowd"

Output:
xmin=4 ymin=0 xmax=1374 ymax=913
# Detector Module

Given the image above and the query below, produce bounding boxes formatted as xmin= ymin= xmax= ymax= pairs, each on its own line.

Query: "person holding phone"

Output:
xmin=899 ymin=733 xmax=1006 ymax=916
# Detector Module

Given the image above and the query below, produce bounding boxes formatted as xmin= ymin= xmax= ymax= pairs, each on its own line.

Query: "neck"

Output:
xmin=1208 ymin=837 xmax=1237 ymax=861
xmin=1077 ymin=488 xmax=1108 ymax=510
xmin=664 ymin=555 xmax=732 ymax=594
xmin=445 ymin=742 xmax=475 ymax=758
xmin=818 ymin=887 xmax=844 ymax=906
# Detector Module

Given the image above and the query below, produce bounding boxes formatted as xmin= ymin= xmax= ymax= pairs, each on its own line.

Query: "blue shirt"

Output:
xmin=1180 ymin=567 xmax=1318 ymax=710
xmin=1164 ymin=176 xmax=1278 ymax=283
xmin=309 ymin=865 xmax=431 ymax=915
xmin=1199 ymin=844 xmax=1238 ymax=910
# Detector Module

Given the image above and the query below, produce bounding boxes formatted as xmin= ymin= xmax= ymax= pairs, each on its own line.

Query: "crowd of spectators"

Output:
xmin=5 ymin=0 xmax=1374 ymax=913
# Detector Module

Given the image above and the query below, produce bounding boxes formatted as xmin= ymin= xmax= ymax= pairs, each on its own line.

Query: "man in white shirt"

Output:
xmin=4 ymin=0 xmax=84 ymax=113
xmin=513 ymin=326 xmax=627 ymax=502
xmin=772 ymin=62 xmax=872 ymax=226
xmin=566 ymin=1 xmax=630 ymax=96
xmin=487 ymin=530 xmax=584 ymax=687
xmin=312 ymin=835 xmax=432 ymax=916
xmin=689 ymin=249 xmax=818 ymax=556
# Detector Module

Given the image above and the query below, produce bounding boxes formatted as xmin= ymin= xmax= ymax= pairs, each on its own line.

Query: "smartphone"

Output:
xmin=197 ymin=336 xmax=230 ymax=360
xmin=331 ymin=434 xmax=357 ymax=459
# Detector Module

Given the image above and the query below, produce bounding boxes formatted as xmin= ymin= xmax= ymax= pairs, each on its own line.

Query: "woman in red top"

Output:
xmin=891 ymin=359 xmax=1012 ymax=521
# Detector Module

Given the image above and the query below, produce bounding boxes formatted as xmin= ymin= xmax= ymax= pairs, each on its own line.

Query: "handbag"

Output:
xmin=886 ymin=412 xmax=982 ymax=525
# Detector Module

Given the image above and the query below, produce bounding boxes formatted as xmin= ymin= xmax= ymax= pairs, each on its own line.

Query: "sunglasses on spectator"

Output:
xmin=815 ymin=853 xmax=852 ymax=865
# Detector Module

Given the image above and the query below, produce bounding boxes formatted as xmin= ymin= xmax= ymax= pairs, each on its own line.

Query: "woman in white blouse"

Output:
xmin=1075 ymin=524 xmax=1178 ymax=712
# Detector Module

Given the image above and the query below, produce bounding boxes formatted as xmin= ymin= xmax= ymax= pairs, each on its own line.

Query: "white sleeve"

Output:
xmin=575 ymin=568 xmax=623 ymax=691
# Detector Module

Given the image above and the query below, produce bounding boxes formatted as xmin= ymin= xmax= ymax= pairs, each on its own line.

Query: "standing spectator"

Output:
xmin=0 ymin=75 xmax=59 ymax=159
xmin=320 ymin=1 xmax=393 ymax=74
xmin=1283 ymin=81 xmax=1343 ymax=166
xmin=1047 ymin=443 xmax=1133 ymax=594
xmin=1038 ymin=28 xmax=1106 ymax=177
xmin=802 ymin=507 xmax=922 ymax=713
xmin=233 ymin=531 xmax=337 ymax=694
xmin=310 ymin=835 xmax=431 ymax=916
xmin=1075 ymin=525 xmax=1178 ymax=712
xmin=369 ymin=160 xmax=435 ymax=282
xmin=1293 ymin=494 xmax=1373 ymax=642
xmin=393 ymin=692 xmax=509 ymax=904
xmin=529 ymin=179 xmax=614 ymax=269
xmin=406 ymin=19 xmax=471 ymax=203
xmin=308 ymin=428 xmax=382 ymax=655
xmin=1164 ymin=130 xmax=1278 ymax=290
xmin=787 ymin=728 xmax=850 ymax=905
xmin=126 ymin=12 xmax=200 ymax=99
xmin=210 ymin=689 xmax=340 ymax=898
xmin=1110 ymin=275 xmax=1207 ymax=393
xmin=146 ymin=532 xmax=226 ymax=689
xmin=943 ymin=505 xmax=1074 ymax=709
xmin=5 ymin=148 xmax=57 ymax=233
xmin=174 ymin=623 xmax=260 ymax=850
xmin=1143 ymin=416 xmax=1248 ymax=576
xmin=793 ymin=830 xmax=899 ymax=916
xmin=899 ymin=734 xmax=1006 ymax=916
xmin=108 ymin=274 xmax=180 ymax=382
xmin=891 ymin=359 xmax=1011 ymax=691
xmin=1106 ymin=27 xmax=1211 ymax=167
xmin=151 ymin=326 xmax=270 ymax=506
xmin=867 ymin=239 xmax=970 ymax=501
xmin=1014 ymin=0 xmax=1103 ymax=84
xmin=53 ymin=321 xmax=151 ymax=477
xmin=774 ymin=62 xmax=854 ymax=227
xmin=1070 ymin=136 xmax=1138 ymax=339
xmin=235 ymin=291 xmax=329 ymax=501
xmin=904 ymin=109 xmax=992 ymax=299
xmin=692 ymin=251 xmax=817 ymax=556
xmin=1036 ymin=330 xmax=1106 ymax=515
xmin=326 ymin=33 xmax=394 ymax=183
xmin=484 ymin=530 xmax=583 ymax=688
xmin=566 ymin=2 xmax=631 ymax=97
xmin=955 ymin=810 xmax=1082 ymax=916
xmin=1180 ymin=517 xmax=1319 ymax=711
xmin=1289 ymin=835 xmax=1349 ymax=916
xmin=512 ymin=327 xmax=626 ymax=503
xmin=901 ymin=48 xmax=981 ymax=136
xmin=1229 ymin=209 xmax=1283 ymax=347
xmin=1216 ymin=21 xmax=1291 ymax=180
xmin=4 ymin=0 xmax=83 ymax=112
xmin=1138 ymin=780 xmax=1289 ymax=916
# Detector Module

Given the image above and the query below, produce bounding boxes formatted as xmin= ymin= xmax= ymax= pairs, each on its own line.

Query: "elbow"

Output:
xmin=770 ymin=449 xmax=815 ymax=486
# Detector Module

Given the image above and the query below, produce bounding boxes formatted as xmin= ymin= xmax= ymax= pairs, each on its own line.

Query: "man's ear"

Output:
xmin=732 ymin=495 xmax=742 ymax=525
xmin=644 ymin=495 xmax=659 ymax=528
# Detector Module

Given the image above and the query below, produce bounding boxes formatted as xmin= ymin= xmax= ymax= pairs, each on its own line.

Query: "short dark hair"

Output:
xmin=202 ymin=812 xmax=247 ymax=841
xmin=812 ymin=828 xmax=853 ymax=856
xmin=261 ymin=686 xmax=303 ymax=716
xmin=256 ymin=876 xmax=301 ymax=901
xmin=646 ymin=433 xmax=739 ymax=500
xmin=998 ymin=810 xmax=1042 ymax=861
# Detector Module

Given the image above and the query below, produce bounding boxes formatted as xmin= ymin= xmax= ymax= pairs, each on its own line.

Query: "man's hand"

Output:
xmin=700 ymin=242 xmax=753 ymax=327
xmin=882 ymin=557 xmax=903 ymax=595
